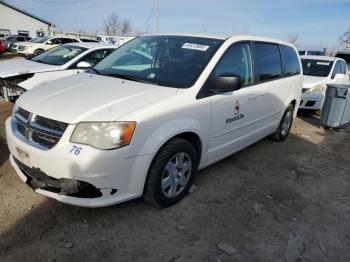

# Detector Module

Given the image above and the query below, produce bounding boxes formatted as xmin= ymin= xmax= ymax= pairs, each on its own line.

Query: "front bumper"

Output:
xmin=299 ymin=92 xmax=325 ymax=110
xmin=5 ymin=117 xmax=153 ymax=207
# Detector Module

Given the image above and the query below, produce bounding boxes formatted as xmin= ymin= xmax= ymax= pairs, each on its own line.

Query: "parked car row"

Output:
xmin=0 ymin=33 xmax=349 ymax=208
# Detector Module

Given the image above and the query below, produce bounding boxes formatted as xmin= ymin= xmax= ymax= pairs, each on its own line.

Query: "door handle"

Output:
xmin=261 ymin=92 xmax=268 ymax=97
xmin=248 ymin=95 xmax=258 ymax=100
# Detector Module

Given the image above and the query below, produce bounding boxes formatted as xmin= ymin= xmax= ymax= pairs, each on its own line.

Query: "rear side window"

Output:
xmin=280 ymin=45 xmax=301 ymax=76
xmin=253 ymin=43 xmax=282 ymax=82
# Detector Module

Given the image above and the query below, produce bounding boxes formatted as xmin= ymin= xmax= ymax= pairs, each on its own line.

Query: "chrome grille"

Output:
xmin=17 ymin=107 xmax=30 ymax=120
xmin=35 ymin=115 xmax=68 ymax=133
xmin=13 ymin=107 xmax=68 ymax=150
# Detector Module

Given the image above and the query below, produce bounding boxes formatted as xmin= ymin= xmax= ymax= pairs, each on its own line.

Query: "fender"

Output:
xmin=136 ymin=117 xmax=208 ymax=167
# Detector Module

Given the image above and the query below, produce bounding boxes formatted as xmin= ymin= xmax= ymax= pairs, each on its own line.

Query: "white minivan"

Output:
xmin=6 ymin=34 xmax=302 ymax=207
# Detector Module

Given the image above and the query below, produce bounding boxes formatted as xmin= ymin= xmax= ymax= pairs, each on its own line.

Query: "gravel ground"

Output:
xmin=0 ymin=100 xmax=349 ymax=262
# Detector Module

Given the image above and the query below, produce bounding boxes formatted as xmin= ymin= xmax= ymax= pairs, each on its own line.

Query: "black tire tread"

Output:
xmin=143 ymin=137 xmax=198 ymax=207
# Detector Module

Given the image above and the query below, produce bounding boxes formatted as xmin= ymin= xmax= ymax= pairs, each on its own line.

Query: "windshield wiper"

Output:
xmin=104 ymin=73 xmax=157 ymax=85
xmin=89 ymin=68 xmax=101 ymax=75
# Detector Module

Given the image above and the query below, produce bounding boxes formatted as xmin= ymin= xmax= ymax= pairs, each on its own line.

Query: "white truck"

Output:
xmin=6 ymin=34 xmax=302 ymax=207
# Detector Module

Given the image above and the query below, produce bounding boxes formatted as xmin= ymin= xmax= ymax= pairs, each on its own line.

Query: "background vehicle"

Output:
xmin=298 ymin=50 xmax=325 ymax=56
xmin=300 ymin=55 xmax=349 ymax=112
xmin=0 ymin=40 xmax=5 ymax=54
xmin=1 ymin=35 xmax=31 ymax=51
xmin=16 ymin=36 xmax=82 ymax=56
xmin=0 ymin=43 xmax=116 ymax=101
xmin=6 ymin=34 xmax=302 ymax=208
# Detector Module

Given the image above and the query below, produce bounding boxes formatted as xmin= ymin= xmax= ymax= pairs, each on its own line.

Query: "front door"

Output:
xmin=208 ymin=43 xmax=267 ymax=163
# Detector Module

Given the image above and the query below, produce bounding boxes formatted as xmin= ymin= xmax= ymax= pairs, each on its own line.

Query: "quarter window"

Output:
xmin=280 ymin=45 xmax=301 ymax=76
xmin=213 ymin=43 xmax=254 ymax=86
xmin=253 ymin=43 xmax=282 ymax=82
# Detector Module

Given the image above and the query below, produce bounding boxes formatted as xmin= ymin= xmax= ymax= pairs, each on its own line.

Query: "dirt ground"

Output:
xmin=0 ymin=99 xmax=349 ymax=262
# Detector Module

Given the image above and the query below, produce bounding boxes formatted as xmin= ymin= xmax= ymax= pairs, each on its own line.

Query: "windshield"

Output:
xmin=301 ymin=59 xmax=333 ymax=77
xmin=30 ymin=37 xmax=49 ymax=43
xmin=94 ymin=35 xmax=224 ymax=88
xmin=299 ymin=51 xmax=306 ymax=55
xmin=31 ymin=45 xmax=87 ymax=66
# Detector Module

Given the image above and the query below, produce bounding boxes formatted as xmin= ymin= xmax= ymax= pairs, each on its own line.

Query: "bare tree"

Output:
xmin=121 ymin=19 xmax=132 ymax=36
xmin=104 ymin=13 xmax=120 ymax=36
xmin=287 ymin=33 xmax=299 ymax=46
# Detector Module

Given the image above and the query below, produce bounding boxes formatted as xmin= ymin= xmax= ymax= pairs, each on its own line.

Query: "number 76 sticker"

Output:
xmin=70 ymin=145 xmax=82 ymax=155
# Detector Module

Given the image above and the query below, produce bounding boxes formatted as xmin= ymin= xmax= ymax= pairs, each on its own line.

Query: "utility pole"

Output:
xmin=154 ymin=0 xmax=160 ymax=32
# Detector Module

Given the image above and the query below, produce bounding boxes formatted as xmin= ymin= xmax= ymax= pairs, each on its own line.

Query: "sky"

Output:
xmin=5 ymin=0 xmax=350 ymax=50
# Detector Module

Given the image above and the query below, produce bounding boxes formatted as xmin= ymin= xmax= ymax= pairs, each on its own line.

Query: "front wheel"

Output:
xmin=143 ymin=138 xmax=198 ymax=207
xmin=270 ymin=104 xmax=294 ymax=141
xmin=34 ymin=49 xmax=44 ymax=56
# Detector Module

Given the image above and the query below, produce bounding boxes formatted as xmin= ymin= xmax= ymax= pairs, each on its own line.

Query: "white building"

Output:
xmin=0 ymin=1 xmax=53 ymax=38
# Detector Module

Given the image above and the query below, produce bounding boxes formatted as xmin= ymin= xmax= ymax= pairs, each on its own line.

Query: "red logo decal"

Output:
xmin=234 ymin=101 xmax=240 ymax=115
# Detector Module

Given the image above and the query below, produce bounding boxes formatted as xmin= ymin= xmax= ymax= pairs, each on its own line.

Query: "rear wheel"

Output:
xmin=143 ymin=138 xmax=198 ymax=207
xmin=270 ymin=104 xmax=294 ymax=141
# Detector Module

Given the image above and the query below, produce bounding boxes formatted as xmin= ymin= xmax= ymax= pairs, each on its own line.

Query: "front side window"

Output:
xmin=30 ymin=37 xmax=49 ymax=43
xmin=301 ymin=59 xmax=333 ymax=77
xmin=77 ymin=49 xmax=115 ymax=68
xmin=332 ymin=61 xmax=342 ymax=78
xmin=298 ymin=51 xmax=306 ymax=56
xmin=253 ymin=43 xmax=282 ymax=82
xmin=31 ymin=45 xmax=87 ymax=66
xmin=212 ymin=43 xmax=253 ymax=86
xmin=280 ymin=45 xmax=301 ymax=76
xmin=49 ymin=38 xmax=61 ymax=45
xmin=94 ymin=35 xmax=224 ymax=88
xmin=61 ymin=38 xmax=74 ymax=44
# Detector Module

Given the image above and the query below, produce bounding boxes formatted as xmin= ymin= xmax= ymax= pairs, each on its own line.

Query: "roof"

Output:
xmin=142 ymin=33 xmax=295 ymax=46
xmin=300 ymin=55 xmax=338 ymax=61
xmin=62 ymin=42 xmax=117 ymax=49
xmin=0 ymin=1 xmax=53 ymax=26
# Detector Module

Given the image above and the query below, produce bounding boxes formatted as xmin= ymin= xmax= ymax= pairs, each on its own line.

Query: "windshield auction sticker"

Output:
xmin=317 ymin=62 xmax=330 ymax=66
xmin=182 ymin=43 xmax=210 ymax=51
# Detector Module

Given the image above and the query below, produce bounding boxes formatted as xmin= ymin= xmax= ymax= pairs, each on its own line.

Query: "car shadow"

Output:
xmin=1 ymin=125 xmax=350 ymax=262
xmin=297 ymin=109 xmax=322 ymax=128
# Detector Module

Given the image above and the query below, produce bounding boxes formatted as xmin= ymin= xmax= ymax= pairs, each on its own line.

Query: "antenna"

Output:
xmin=155 ymin=0 xmax=160 ymax=32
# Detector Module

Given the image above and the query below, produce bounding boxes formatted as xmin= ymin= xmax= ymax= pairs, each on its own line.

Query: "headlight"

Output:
xmin=70 ymin=122 xmax=136 ymax=150
xmin=304 ymin=84 xmax=327 ymax=94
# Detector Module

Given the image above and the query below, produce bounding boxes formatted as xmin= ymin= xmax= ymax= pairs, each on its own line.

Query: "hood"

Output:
xmin=0 ymin=58 xmax=59 ymax=78
xmin=303 ymin=75 xmax=328 ymax=88
xmin=16 ymin=73 xmax=178 ymax=123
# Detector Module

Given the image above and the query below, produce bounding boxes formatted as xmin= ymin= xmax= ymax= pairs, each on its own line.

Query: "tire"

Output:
xmin=34 ymin=49 xmax=44 ymax=56
xmin=270 ymin=104 xmax=294 ymax=142
xmin=143 ymin=138 xmax=199 ymax=207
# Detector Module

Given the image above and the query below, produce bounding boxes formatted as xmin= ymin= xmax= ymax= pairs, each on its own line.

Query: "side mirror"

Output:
xmin=334 ymin=73 xmax=345 ymax=80
xmin=77 ymin=61 xmax=92 ymax=69
xmin=210 ymin=74 xmax=242 ymax=94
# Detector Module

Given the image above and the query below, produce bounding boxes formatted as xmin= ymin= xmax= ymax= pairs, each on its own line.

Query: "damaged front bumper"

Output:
xmin=6 ymin=117 xmax=153 ymax=207
xmin=0 ymin=76 xmax=30 ymax=102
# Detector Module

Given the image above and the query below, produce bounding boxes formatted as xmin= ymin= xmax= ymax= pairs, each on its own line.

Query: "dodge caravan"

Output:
xmin=6 ymin=34 xmax=302 ymax=207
